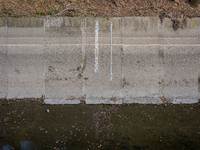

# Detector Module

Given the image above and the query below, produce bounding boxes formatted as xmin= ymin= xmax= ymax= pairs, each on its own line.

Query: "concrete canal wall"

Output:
xmin=0 ymin=17 xmax=200 ymax=104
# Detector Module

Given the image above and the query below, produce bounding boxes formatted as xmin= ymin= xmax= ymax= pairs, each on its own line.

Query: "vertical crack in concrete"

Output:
xmin=158 ymin=48 xmax=165 ymax=98
xmin=81 ymin=18 xmax=86 ymax=99
xmin=198 ymin=50 xmax=200 ymax=97
xmin=5 ymin=18 xmax=8 ymax=98
xmin=43 ymin=18 xmax=46 ymax=99
xmin=158 ymin=18 xmax=165 ymax=99
xmin=198 ymin=77 xmax=200 ymax=95
xmin=110 ymin=22 xmax=112 ymax=82
xmin=120 ymin=18 xmax=124 ymax=96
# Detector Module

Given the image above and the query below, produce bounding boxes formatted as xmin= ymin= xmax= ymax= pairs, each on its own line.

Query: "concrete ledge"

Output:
xmin=124 ymin=97 xmax=163 ymax=104
xmin=44 ymin=99 xmax=80 ymax=104
xmin=7 ymin=17 xmax=43 ymax=27
xmin=85 ymin=97 xmax=123 ymax=104
xmin=0 ymin=17 xmax=198 ymax=29
xmin=45 ymin=17 xmax=82 ymax=28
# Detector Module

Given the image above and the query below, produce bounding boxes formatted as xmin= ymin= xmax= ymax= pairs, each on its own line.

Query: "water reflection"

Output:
xmin=20 ymin=141 xmax=33 ymax=150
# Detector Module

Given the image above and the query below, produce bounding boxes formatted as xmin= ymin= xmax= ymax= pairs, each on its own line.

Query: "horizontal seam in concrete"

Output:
xmin=1 ymin=44 xmax=200 ymax=46
xmin=0 ymin=38 xmax=44 ymax=39
xmin=1 ymin=37 xmax=199 ymax=39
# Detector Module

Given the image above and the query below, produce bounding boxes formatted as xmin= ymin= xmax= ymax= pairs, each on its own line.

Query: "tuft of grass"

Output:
xmin=71 ymin=12 xmax=79 ymax=17
xmin=30 ymin=0 xmax=37 ymax=4
xmin=40 ymin=4 xmax=46 ymax=8
xmin=18 ymin=0 xmax=25 ymax=3
xmin=7 ymin=11 xmax=13 ymax=16
xmin=49 ymin=9 xmax=54 ymax=16
xmin=14 ymin=14 xmax=22 ymax=18
xmin=24 ymin=14 xmax=29 ymax=17
xmin=76 ymin=2 xmax=81 ymax=5
xmin=36 ymin=11 xmax=45 ymax=16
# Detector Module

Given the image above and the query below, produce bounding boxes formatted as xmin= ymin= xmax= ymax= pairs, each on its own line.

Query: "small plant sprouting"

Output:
xmin=30 ymin=0 xmax=37 ymax=4
xmin=7 ymin=11 xmax=13 ymax=16
xmin=24 ymin=14 xmax=29 ymax=17
xmin=76 ymin=2 xmax=81 ymax=5
xmin=71 ymin=12 xmax=75 ymax=17
xmin=71 ymin=12 xmax=79 ymax=17
xmin=49 ymin=9 xmax=54 ymax=16
xmin=15 ymin=14 xmax=22 ymax=18
xmin=36 ymin=11 xmax=45 ymax=16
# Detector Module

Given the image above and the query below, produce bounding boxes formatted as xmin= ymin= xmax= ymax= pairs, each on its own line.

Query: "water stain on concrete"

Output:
xmin=198 ymin=76 xmax=200 ymax=93
xmin=14 ymin=68 xmax=20 ymax=74
xmin=77 ymin=73 xmax=82 ymax=79
xmin=48 ymin=66 xmax=54 ymax=72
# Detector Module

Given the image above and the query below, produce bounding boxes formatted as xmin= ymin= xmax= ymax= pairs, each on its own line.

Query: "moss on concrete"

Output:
xmin=0 ymin=18 xmax=4 ymax=27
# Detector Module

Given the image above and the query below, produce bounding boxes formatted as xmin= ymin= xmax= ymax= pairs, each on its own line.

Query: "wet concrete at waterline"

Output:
xmin=0 ymin=99 xmax=200 ymax=150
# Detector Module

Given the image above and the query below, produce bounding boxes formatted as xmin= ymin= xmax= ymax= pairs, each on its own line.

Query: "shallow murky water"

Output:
xmin=0 ymin=99 xmax=200 ymax=150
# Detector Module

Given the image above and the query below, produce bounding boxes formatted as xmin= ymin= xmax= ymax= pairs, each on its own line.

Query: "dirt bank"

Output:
xmin=0 ymin=0 xmax=199 ymax=19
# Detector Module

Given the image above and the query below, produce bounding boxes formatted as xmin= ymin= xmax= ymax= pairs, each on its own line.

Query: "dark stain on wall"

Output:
xmin=198 ymin=76 xmax=200 ymax=93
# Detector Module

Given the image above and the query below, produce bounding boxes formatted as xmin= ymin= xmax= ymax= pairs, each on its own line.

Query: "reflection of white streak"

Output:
xmin=95 ymin=20 xmax=99 ymax=72
xmin=110 ymin=22 xmax=113 ymax=82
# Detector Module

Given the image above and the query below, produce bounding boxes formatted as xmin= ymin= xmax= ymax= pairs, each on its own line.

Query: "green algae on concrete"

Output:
xmin=124 ymin=17 xmax=140 ymax=28
xmin=0 ymin=18 xmax=4 ymax=27
xmin=16 ymin=18 xmax=31 ymax=27
xmin=6 ymin=17 xmax=43 ymax=27
xmin=30 ymin=18 xmax=43 ymax=27
xmin=164 ymin=18 xmax=173 ymax=28
xmin=187 ymin=18 xmax=200 ymax=28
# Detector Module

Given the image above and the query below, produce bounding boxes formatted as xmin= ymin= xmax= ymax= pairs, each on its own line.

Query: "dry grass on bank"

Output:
xmin=0 ymin=0 xmax=199 ymax=19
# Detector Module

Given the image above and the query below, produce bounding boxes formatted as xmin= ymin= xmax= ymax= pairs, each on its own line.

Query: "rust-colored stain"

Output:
xmin=110 ymin=97 xmax=117 ymax=102
xmin=65 ymin=95 xmax=86 ymax=101
xmin=160 ymin=97 xmax=172 ymax=104
xmin=101 ymin=96 xmax=106 ymax=100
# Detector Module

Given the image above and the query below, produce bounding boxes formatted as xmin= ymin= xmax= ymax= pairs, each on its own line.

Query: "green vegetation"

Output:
xmin=71 ymin=12 xmax=79 ymax=17
xmin=48 ymin=9 xmax=54 ymax=16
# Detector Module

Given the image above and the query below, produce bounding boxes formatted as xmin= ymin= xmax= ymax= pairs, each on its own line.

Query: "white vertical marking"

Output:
xmin=110 ymin=22 xmax=113 ymax=82
xmin=95 ymin=20 xmax=99 ymax=72
xmin=43 ymin=18 xmax=45 ymax=32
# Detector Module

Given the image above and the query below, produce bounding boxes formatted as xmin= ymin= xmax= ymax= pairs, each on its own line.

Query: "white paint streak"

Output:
xmin=110 ymin=22 xmax=113 ymax=82
xmin=95 ymin=20 xmax=99 ymax=72
xmin=43 ymin=18 xmax=45 ymax=32
xmin=5 ymin=18 xmax=7 ymax=28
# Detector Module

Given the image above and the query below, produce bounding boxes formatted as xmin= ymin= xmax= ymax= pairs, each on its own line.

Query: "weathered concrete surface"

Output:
xmin=85 ymin=45 xmax=122 ymax=104
xmin=162 ymin=45 xmax=199 ymax=103
xmin=0 ymin=46 xmax=7 ymax=98
xmin=44 ymin=45 xmax=83 ymax=103
xmin=0 ymin=17 xmax=199 ymax=104
xmin=6 ymin=46 xmax=45 ymax=99
xmin=122 ymin=45 xmax=163 ymax=104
